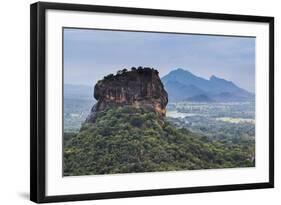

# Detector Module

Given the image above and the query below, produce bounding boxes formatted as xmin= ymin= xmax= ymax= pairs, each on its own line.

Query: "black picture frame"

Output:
xmin=30 ymin=1 xmax=274 ymax=203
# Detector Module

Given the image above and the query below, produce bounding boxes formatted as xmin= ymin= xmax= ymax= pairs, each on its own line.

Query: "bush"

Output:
xmin=130 ymin=116 xmax=144 ymax=127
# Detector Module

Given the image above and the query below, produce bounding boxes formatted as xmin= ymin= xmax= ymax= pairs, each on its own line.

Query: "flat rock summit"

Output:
xmin=86 ymin=67 xmax=168 ymax=123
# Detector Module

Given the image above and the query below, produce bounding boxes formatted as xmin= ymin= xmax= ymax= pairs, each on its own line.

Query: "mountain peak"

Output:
xmin=167 ymin=68 xmax=196 ymax=78
xmin=161 ymin=68 xmax=252 ymax=102
xmin=210 ymin=75 xmax=217 ymax=80
xmin=176 ymin=68 xmax=185 ymax=71
xmin=210 ymin=75 xmax=224 ymax=81
xmin=210 ymin=75 xmax=234 ymax=85
xmin=175 ymin=68 xmax=191 ymax=73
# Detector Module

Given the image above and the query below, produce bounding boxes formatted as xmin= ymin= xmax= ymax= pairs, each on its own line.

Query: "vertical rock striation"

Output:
xmin=86 ymin=67 xmax=168 ymax=123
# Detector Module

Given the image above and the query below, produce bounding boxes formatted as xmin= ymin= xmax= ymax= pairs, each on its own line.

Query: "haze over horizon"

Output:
xmin=64 ymin=28 xmax=255 ymax=92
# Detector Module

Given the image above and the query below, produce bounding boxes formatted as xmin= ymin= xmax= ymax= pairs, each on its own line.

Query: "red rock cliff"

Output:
xmin=86 ymin=67 xmax=168 ymax=122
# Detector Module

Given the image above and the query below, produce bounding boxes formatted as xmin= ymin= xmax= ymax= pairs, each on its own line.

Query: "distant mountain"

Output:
xmin=161 ymin=68 xmax=254 ymax=102
xmin=64 ymin=84 xmax=93 ymax=100
xmin=186 ymin=94 xmax=213 ymax=102
xmin=164 ymin=81 xmax=205 ymax=102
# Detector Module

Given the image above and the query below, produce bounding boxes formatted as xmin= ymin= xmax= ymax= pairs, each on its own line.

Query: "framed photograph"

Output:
xmin=30 ymin=2 xmax=274 ymax=203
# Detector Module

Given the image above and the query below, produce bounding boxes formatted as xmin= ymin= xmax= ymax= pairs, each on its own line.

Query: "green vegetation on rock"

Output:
xmin=64 ymin=106 xmax=254 ymax=176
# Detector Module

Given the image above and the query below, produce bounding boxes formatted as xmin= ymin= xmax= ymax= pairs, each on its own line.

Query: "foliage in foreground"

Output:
xmin=64 ymin=106 xmax=254 ymax=176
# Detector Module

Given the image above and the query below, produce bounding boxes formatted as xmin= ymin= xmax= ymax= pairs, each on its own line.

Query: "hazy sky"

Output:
xmin=64 ymin=28 xmax=255 ymax=92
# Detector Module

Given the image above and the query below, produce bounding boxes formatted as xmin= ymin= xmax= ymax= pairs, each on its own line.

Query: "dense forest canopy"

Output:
xmin=64 ymin=106 xmax=254 ymax=176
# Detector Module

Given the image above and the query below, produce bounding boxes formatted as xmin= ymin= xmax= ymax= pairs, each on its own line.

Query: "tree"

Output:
xmin=104 ymin=73 xmax=114 ymax=80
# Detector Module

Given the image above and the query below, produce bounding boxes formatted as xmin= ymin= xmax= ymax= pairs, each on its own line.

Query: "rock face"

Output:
xmin=86 ymin=67 xmax=168 ymax=123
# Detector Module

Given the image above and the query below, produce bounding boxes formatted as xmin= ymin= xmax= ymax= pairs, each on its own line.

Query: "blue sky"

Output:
xmin=64 ymin=28 xmax=255 ymax=92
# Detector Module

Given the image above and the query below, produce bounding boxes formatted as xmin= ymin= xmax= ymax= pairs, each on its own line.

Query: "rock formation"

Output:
xmin=85 ymin=67 xmax=168 ymax=123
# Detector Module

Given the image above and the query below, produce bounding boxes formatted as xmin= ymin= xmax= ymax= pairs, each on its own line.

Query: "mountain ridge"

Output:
xmin=161 ymin=68 xmax=254 ymax=102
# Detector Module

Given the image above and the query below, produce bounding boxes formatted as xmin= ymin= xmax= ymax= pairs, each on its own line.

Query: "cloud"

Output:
xmin=64 ymin=28 xmax=255 ymax=92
